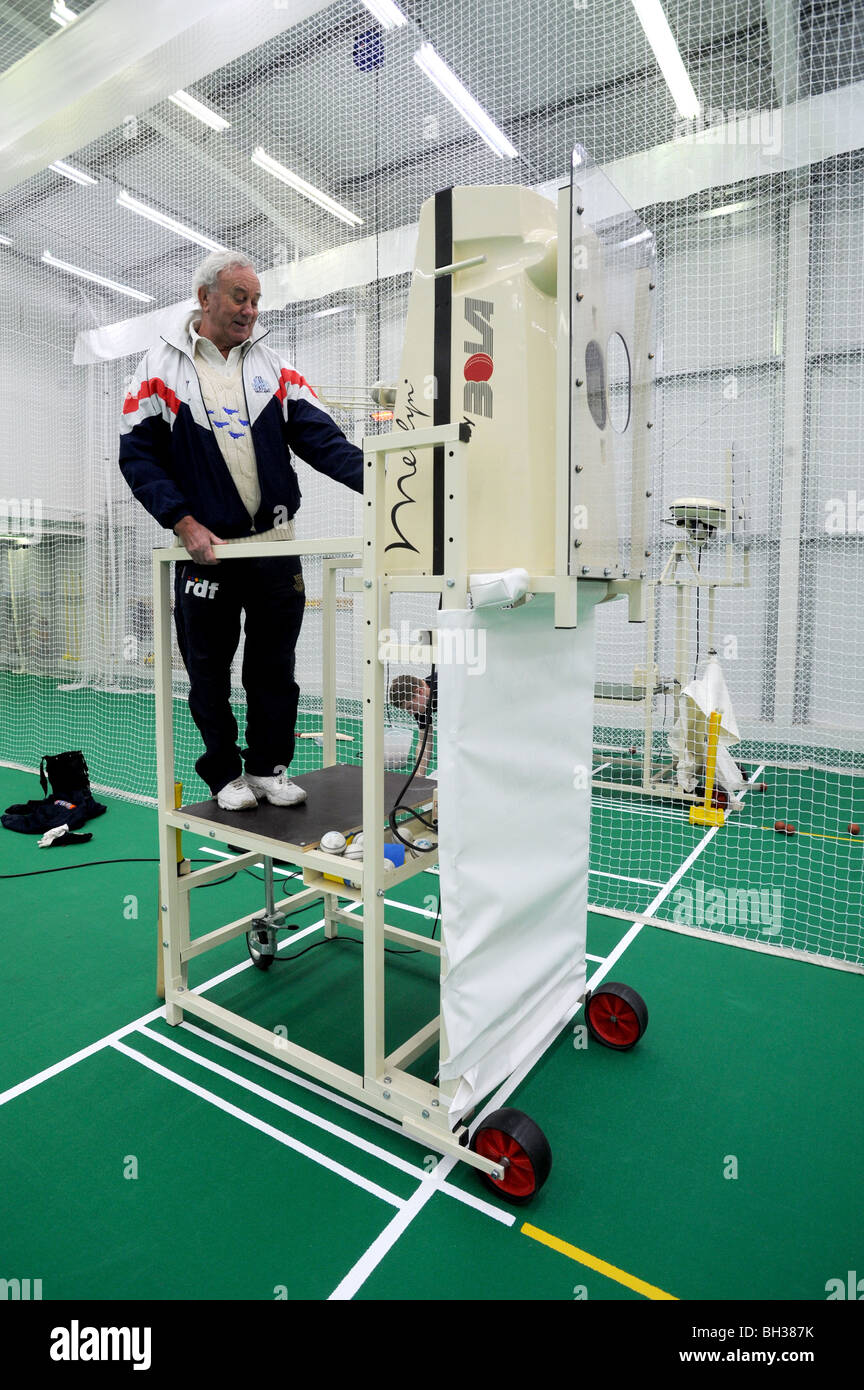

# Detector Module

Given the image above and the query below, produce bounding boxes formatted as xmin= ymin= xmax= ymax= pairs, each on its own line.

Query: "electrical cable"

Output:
xmin=0 ymin=843 xmax=440 ymax=959
xmin=2 ymin=836 xmax=440 ymax=955
xmin=260 ymin=889 xmax=441 ymax=962
xmin=0 ymin=857 xmax=309 ymax=893
xmin=388 ymin=710 xmax=436 ymax=849
xmin=388 ymin=616 xmax=440 ymax=849
xmin=0 ymin=855 xmax=232 ymax=881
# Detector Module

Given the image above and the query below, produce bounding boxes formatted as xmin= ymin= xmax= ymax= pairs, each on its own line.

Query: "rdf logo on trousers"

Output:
xmin=185 ymin=577 xmax=220 ymax=599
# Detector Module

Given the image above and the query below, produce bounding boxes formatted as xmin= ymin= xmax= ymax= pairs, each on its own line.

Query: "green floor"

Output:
xmin=0 ymin=758 xmax=861 ymax=1302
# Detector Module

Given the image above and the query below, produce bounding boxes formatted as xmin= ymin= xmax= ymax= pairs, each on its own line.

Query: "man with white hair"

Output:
xmin=119 ymin=252 xmax=363 ymax=810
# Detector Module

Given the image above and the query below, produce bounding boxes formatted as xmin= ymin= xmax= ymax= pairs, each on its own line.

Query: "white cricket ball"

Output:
xmin=320 ymin=830 xmax=347 ymax=855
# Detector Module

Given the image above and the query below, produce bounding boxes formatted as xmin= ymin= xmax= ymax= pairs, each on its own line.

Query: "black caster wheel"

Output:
xmin=470 ymin=1107 xmax=552 ymax=1205
xmin=247 ymin=925 xmax=277 ymax=971
xmin=585 ymin=982 xmax=648 ymax=1050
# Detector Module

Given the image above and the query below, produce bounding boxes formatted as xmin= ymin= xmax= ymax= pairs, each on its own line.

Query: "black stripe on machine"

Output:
xmin=432 ymin=187 xmax=453 ymax=576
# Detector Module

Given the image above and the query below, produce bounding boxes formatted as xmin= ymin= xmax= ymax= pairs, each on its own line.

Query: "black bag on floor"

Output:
xmin=39 ymin=750 xmax=90 ymax=799
xmin=1 ymin=751 xmax=106 ymax=834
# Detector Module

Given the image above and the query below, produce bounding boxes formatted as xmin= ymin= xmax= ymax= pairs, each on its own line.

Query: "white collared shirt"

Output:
xmin=182 ymin=314 xmax=295 ymax=545
xmin=189 ymin=316 xmax=255 ymax=375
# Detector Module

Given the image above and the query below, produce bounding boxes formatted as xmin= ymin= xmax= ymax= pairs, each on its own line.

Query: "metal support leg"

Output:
xmin=362 ymin=443 xmax=387 ymax=1084
xmin=323 ymin=890 xmax=339 ymax=940
xmin=153 ymin=551 xmax=187 ymax=1024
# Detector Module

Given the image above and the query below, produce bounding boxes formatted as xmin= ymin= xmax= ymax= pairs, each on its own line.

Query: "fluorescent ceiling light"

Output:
xmin=413 ymin=43 xmax=518 ymax=159
xmin=617 ymin=228 xmax=653 ymax=250
xmin=361 ymin=1 xmax=408 ymax=28
xmin=698 ymin=199 xmax=756 ymax=220
xmin=41 ymin=251 xmax=154 ymax=303
xmin=49 ymin=159 xmax=97 ymax=186
xmin=117 ymin=190 xmax=227 ymax=252
xmin=630 ymin=0 xmax=700 ymax=119
xmin=168 ymin=90 xmax=230 ymax=132
xmin=50 ymin=1 xmax=78 ymax=27
xmin=251 ymin=148 xmax=362 ymax=228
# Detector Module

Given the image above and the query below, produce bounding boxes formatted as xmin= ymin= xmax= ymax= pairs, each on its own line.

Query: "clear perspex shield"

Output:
xmin=561 ymin=144 xmax=657 ymax=583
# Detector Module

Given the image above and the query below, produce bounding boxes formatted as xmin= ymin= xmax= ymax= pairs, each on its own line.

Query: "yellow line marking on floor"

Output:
xmin=760 ymin=826 xmax=861 ymax=843
xmin=521 ymin=1222 xmax=679 ymax=1300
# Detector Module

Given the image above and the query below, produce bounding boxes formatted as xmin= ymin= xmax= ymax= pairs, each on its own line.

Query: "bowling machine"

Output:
xmin=153 ymin=153 xmax=655 ymax=1202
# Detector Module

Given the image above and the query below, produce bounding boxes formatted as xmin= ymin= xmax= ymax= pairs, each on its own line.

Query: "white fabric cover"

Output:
xmin=668 ymin=654 xmax=747 ymax=795
xmin=469 ymin=568 xmax=531 ymax=608
xmin=436 ymin=590 xmax=601 ymax=1120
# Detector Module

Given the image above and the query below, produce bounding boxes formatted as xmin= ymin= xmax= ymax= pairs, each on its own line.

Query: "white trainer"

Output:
xmin=245 ymin=771 xmax=307 ymax=806
xmin=216 ymin=776 xmax=258 ymax=811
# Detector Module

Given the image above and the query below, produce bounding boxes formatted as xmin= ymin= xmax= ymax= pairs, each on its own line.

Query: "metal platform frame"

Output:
xmin=154 ymin=424 xmax=525 ymax=1177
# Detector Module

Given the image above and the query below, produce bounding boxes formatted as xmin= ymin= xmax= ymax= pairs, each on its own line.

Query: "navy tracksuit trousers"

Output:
xmin=174 ymin=555 xmax=306 ymax=795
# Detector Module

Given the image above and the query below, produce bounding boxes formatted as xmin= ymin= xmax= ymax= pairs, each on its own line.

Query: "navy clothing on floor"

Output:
xmin=174 ymin=555 xmax=306 ymax=795
xmin=2 ymin=790 xmax=106 ymax=834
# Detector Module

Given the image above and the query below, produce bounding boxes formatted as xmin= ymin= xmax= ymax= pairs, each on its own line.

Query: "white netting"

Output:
xmin=0 ymin=1 xmax=861 ymax=963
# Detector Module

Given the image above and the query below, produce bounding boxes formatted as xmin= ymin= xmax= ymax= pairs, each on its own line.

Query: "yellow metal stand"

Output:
xmin=689 ymin=710 xmax=725 ymax=827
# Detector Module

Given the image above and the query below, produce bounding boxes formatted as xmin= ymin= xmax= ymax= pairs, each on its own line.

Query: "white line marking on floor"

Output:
xmin=0 ymin=875 xmax=432 ymax=1114
xmin=348 ymin=898 xmax=436 ymax=921
xmin=327 ymin=766 xmax=769 ymax=1299
xmin=111 ymin=1039 xmax=405 ymax=1209
xmin=329 ymin=1168 xmax=460 ymax=1300
xmin=589 ymin=869 xmax=666 ymax=888
xmin=197 ymin=846 xmax=299 ymax=877
xmin=179 ymin=1023 xmax=405 ymax=1128
xmin=139 ymin=1026 xmax=427 ymax=1180
xmin=0 ymin=916 xmax=325 ymax=1110
xmin=440 ymin=1183 xmax=514 ymax=1225
xmin=161 ymin=1022 xmax=512 ymax=1225
xmin=592 ymin=801 xmax=689 ymax=821
xmin=0 ymin=1009 xmax=164 ymax=1109
xmin=177 ymin=1021 xmax=406 ymax=1134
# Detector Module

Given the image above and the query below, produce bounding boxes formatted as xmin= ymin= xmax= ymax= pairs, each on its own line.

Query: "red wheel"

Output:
xmin=470 ymin=1108 xmax=552 ymax=1205
xmin=585 ymin=982 xmax=648 ymax=1051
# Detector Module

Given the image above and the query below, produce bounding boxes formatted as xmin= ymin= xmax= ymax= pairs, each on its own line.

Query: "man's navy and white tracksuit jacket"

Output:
xmin=118 ymin=315 xmax=364 ymax=793
xmin=118 ymin=315 xmax=363 ymax=536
